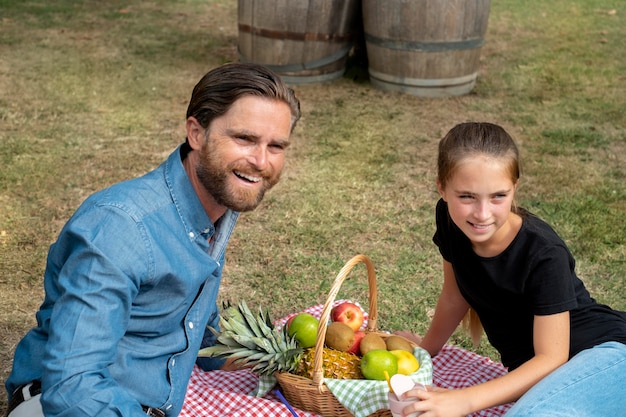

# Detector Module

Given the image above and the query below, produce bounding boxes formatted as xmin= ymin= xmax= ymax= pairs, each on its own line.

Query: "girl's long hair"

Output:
xmin=462 ymin=308 xmax=483 ymax=348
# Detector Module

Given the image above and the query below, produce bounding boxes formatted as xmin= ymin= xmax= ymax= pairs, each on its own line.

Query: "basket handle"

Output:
xmin=311 ymin=254 xmax=378 ymax=387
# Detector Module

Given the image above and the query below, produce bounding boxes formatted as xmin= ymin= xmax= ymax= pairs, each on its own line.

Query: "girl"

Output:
xmin=399 ymin=122 xmax=626 ymax=416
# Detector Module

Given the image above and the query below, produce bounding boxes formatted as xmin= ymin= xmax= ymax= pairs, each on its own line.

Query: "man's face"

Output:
xmin=195 ymin=96 xmax=293 ymax=212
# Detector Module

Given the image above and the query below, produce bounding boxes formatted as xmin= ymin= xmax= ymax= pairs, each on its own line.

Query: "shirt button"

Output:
xmin=188 ymin=232 xmax=195 ymax=239
xmin=188 ymin=321 xmax=194 ymax=329
xmin=171 ymin=359 xmax=176 ymax=367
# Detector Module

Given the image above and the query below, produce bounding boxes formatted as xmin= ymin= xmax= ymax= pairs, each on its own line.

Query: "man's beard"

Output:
xmin=195 ymin=144 xmax=281 ymax=212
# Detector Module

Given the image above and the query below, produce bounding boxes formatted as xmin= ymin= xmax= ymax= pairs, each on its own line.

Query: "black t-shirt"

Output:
xmin=433 ymin=199 xmax=626 ymax=370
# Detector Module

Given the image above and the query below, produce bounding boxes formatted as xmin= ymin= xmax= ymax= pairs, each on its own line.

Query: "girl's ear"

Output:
xmin=436 ymin=180 xmax=446 ymax=201
xmin=512 ymin=179 xmax=520 ymax=195
xmin=186 ymin=117 xmax=205 ymax=151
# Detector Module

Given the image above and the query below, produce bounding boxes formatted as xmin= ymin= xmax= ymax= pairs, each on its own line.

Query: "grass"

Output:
xmin=1 ymin=0 xmax=625 ymax=413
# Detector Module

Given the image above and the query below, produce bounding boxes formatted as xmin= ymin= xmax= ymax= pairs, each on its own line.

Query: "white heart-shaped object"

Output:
xmin=389 ymin=374 xmax=415 ymax=398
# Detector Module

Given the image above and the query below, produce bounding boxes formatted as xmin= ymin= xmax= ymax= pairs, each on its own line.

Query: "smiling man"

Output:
xmin=5 ymin=63 xmax=301 ymax=417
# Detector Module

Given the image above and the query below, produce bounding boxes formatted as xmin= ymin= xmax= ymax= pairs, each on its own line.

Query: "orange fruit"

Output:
xmin=360 ymin=349 xmax=398 ymax=380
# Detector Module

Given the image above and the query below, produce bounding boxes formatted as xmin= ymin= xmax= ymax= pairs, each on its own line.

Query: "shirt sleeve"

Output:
xmin=526 ymin=244 xmax=579 ymax=316
xmin=41 ymin=205 xmax=151 ymax=417
xmin=432 ymin=198 xmax=454 ymax=262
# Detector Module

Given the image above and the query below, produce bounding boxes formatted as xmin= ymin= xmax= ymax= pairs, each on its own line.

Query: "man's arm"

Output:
xmin=41 ymin=206 xmax=151 ymax=417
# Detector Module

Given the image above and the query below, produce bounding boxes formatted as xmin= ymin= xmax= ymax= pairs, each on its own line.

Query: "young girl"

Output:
xmin=399 ymin=122 xmax=626 ymax=416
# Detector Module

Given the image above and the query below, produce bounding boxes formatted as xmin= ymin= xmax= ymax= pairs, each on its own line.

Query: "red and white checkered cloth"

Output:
xmin=432 ymin=345 xmax=512 ymax=416
xmin=182 ymin=367 xmax=319 ymax=417
xmin=181 ymin=301 xmax=513 ymax=417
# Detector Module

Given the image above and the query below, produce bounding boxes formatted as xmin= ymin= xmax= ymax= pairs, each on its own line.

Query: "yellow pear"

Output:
xmin=389 ymin=349 xmax=420 ymax=375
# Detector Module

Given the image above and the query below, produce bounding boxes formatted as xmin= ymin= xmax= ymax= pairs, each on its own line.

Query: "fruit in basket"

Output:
xmin=325 ymin=322 xmax=355 ymax=351
xmin=198 ymin=301 xmax=364 ymax=380
xmin=385 ymin=335 xmax=414 ymax=353
xmin=287 ymin=313 xmax=319 ymax=349
xmin=198 ymin=301 xmax=303 ymax=376
xmin=360 ymin=349 xmax=398 ymax=380
xmin=330 ymin=302 xmax=365 ymax=332
xmin=347 ymin=331 xmax=366 ymax=355
xmin=390 ymin=350 xmax=420 ymax=375
xmin=296 ymin=347 xmax=363 ymax=380
xmin=359 ymin=333 xmax=387 ymax=355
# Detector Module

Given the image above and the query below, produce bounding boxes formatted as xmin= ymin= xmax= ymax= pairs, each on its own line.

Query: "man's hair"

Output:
xmin=186 ymin=62 xmax=301 ymax=133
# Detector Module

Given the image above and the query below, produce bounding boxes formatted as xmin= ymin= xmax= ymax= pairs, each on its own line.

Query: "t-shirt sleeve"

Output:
xmin=433 ymin=198 xmax=453 ymax=262
xmin=526 ymin=244 xmax=579 ymax=316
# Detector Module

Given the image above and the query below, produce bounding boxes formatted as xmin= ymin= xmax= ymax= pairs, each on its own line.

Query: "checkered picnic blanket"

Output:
xmin=182 ymin=367 xmax=318 ymax=417
xmin=181 ymin=301 xmax=513 ymax=417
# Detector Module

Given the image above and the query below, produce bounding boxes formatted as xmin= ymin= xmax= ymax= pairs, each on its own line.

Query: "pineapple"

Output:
xmin=199 ymin=301 xmax=303 ymax=375
xmin=296 ymin=347 xmax=363 ymax=380
xmin=199 ymin=301 xmax=363 ymax=380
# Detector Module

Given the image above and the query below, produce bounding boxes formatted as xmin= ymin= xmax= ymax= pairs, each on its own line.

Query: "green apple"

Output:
xmin=287 ymin=313 xmax=319 ymax=348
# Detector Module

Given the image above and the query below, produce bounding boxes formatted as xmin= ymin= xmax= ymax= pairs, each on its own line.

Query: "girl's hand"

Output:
xmin=405 ymin=387 xmax=472 ymax=417
xmin=393 ymin=330 xmax=422 ymax=345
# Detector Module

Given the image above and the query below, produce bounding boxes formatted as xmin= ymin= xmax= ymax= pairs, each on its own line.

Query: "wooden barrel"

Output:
xmin=238 ymin=0 xmax=361 ymax=85
xmin=362 ymin=0 xmax=491 ymax=97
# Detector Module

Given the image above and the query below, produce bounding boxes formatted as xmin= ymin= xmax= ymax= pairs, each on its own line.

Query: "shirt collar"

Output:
xmin=164 ymin=143 xmax=239 ymax=258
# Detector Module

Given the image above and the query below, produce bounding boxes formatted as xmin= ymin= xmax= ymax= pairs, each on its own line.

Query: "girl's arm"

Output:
xmin=411 ymin=311 xmax=571 ymax=416
xmin=420 ymin=260 xmax=472 ymax=357
xmin=460 ymin=311 xmax=570 ymax=411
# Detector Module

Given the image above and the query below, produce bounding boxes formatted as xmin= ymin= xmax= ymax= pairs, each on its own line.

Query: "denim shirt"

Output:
xmin=6 ymin=144 xmax=239 ymax=416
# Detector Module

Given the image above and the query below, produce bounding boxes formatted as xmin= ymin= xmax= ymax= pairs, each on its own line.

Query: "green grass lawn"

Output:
xmin=0 ymin=0 xmax=624 ymax=413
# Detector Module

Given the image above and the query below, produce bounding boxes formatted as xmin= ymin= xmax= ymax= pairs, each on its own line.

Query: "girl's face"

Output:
xmin=438 ymin=155 xmax=519 ymax=256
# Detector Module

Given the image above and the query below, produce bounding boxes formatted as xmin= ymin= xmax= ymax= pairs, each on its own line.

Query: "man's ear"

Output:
xmin=186 ymin=117 xmax=205 ymax=151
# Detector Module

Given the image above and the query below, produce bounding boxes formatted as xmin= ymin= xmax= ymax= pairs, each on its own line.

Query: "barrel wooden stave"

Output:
xmin=363 ymin=0 xmax=491 ymax=97
xmin=238 ymin=0 xmax=360 ymax=84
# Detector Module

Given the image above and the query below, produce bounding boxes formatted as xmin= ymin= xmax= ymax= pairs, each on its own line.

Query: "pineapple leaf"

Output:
xmin=250 ymin=336 xmax=275 ymax=353
xmin=282 ymin=326 xmax=300 ymax=349
xmin=239 ymin=302 xmax=265 ymax=338
xmin=221 ymin=302 xmax=244 ymax=323
xmin=230 ymin=333 xmax=262 ymax=350
xmin=221 ymin=315 xmax=255 ymax=338
xmin=263 ymin=308 xmax=274 ymax=328
xmin=216 ymin=333 xmax=244 ymax=347
xmin=239 ymin=351 xmax=271 ymax=362
xmin=251 ymin=361 xmax=277 ymax=375
xmin=198 ymin=345 xmax=231 ymax=357
xmin=206 ymin=326 xmax=220 ymax=337
xmin=199 ymin=300 xmax=304 ymax=376
xmin=255 ymin=311 xmax=277 ymax=339
xmin=267 ymin=331 xmax=283 ymax=354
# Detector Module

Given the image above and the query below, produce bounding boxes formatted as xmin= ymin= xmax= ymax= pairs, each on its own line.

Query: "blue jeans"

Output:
xmin=504 ymin=341 xmax=626 ymax=416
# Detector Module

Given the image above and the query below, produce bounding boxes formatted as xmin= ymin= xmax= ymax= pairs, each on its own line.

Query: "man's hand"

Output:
xmin=219 ymin=357 xmax=248 ymax=371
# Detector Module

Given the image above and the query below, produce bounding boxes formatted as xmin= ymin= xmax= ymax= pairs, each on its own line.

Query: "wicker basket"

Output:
xmin=276 ymin=254 xmax=415 ymax=417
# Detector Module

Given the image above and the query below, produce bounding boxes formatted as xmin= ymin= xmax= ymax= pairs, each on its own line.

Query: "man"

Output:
xmin=5 ymin=63 xmax=301 ymax=417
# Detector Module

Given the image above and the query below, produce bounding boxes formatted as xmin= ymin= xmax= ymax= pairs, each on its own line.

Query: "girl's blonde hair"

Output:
xmin=438 ymin=123 xmax=523 ymax=347
xmin=462 ymin=308 xmax=483 ymax=348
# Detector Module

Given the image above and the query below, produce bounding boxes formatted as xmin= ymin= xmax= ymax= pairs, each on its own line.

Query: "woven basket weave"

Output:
xmin=276 ymin=254 xmax=415 ymax=417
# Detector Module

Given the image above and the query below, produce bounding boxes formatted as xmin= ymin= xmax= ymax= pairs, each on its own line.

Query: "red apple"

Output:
xmin=331 ymin=302 xmax=365 ymax=332
xmin=347 ymin=331 xmax=366 ymax=355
